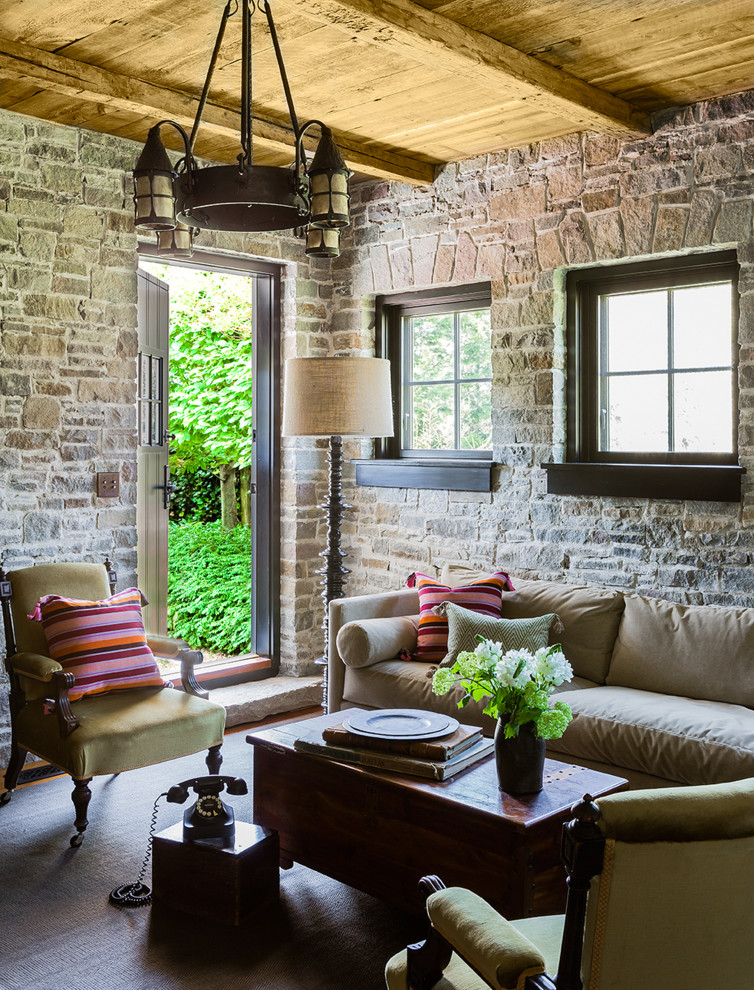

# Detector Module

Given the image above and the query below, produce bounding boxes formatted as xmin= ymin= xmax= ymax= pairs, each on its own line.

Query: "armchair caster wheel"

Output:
xmin=0 ymin=790 xmax=12 ymax=805
xmin=70 ymin=833 xmax=84 ymax=847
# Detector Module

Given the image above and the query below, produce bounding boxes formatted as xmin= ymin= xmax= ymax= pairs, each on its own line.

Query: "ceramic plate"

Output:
xmin=343 ymin=709 xmax=459 ymax=740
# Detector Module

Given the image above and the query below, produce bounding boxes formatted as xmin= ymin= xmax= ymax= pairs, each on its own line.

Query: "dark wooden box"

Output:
xmin=152 ymin=820 xmax=279 ymax=925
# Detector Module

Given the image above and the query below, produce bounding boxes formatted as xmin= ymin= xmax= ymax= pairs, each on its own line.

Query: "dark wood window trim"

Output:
xmin=137 ymin=245 xmax=281 ymax=672
xmin=545 ymin=251 xmax=744 ymax=502
xmin=361 ymin=283 xmax=494 ymax=491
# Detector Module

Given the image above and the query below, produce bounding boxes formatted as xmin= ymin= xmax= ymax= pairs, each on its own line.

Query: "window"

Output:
xmin=137 ymin=353 xmax=164 ymax=446
xmin=355 ymin=284 xmax=494 ymax=491
xmin=546 ymin=251 xmax=744 ymax=501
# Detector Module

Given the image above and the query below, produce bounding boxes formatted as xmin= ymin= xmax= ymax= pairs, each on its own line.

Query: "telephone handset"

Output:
xmin=167 ymin=774 xmax=248 ymax=845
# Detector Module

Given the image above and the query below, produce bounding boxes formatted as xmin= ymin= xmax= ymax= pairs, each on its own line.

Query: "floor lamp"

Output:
xmin=282 ymin=356 xmax=394 ymax=711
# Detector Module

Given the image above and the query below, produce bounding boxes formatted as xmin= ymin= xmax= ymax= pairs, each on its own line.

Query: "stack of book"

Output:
xmin=293 ymin=721 xmax=493 ymax=780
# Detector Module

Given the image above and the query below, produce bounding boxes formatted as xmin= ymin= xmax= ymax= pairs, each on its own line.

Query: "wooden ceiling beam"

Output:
xmin=291 ymin=0 xmax=651 ymax=135
xmin=0 ymin=37 xmax=435 ymax=184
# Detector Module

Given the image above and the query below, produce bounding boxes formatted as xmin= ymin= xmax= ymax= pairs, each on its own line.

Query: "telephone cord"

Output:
xmin=108 ymin=792 xmax=167 ymax=908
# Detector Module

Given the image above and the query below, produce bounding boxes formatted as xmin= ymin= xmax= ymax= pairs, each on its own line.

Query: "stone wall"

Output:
xmin=329 ymin=91 xmax=754 ymax=609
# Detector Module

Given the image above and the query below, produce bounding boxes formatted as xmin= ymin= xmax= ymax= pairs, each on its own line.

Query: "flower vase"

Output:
xmin=494 ymin=717 xmax=546 ymax=794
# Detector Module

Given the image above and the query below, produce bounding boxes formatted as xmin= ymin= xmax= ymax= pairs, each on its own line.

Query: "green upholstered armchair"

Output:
xmin=0 ymin=561 xmax=226 ymax=846
xmin=386 ymin=777 xmax=754 ymax=990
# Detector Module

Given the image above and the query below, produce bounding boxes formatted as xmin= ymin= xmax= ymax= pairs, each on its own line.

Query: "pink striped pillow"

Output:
xmin=406 ymin=571 xmax=515 ymax=662
xmin=29 ymin=588 xmax=165 ymax=702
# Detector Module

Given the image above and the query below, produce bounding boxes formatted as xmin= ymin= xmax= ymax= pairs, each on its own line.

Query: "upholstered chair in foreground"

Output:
xmin=386 ymin=777 xmax=754 ymax=990
xmin=0 ymin=561 xmax=226 ymax=846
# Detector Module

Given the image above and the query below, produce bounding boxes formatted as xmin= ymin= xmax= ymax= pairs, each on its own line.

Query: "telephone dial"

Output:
xmin=167 ymin=775 xmax=248 ymax=845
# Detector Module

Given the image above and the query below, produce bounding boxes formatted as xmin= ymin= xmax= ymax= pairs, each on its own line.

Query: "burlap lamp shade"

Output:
xmin=282 ymin=357 xmax=393 ymax=439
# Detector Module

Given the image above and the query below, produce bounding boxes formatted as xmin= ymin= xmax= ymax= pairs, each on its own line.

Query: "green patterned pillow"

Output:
xmin=436 ymin=600 xmax=560 ymax=668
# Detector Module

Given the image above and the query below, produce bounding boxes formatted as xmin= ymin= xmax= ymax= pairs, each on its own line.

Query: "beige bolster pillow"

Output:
xmin=336 ymin=615 xmax=419 ymax=668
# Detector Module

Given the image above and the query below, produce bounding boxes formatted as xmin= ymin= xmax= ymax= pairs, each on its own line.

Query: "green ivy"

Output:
xmin=167 ymin=521 xmax=252 ymax=654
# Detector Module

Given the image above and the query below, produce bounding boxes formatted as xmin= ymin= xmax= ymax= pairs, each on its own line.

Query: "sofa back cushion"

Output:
xmin=499 ymin=578 xmax=625 ymax=684
xmin=607 ymin=594 xmax=754 ymax=708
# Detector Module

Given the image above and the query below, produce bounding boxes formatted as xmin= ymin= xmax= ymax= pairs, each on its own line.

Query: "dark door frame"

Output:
xmin=137 ymin=245 xmax=281 ymax=675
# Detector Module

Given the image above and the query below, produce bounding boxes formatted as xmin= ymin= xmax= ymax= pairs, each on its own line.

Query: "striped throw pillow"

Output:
xmin=29 ymin=588 xmax=165 ymax=702
xmin=406 ymin=571 xmax=515 ymax=662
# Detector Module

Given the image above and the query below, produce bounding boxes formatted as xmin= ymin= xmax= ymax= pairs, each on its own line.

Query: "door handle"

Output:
xmin=157 ymin=464 xmax=177 ymax=510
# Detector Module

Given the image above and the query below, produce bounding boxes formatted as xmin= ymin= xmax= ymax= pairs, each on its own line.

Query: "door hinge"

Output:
xmin=250 ymin=483 xmax=257 ymax=494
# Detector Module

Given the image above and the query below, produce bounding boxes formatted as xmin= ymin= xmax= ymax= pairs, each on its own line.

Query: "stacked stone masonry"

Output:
xmin=3 ymin=89 xmax=754 ymax=761
xmin=331 ymin=91 xmax=754 ymax=608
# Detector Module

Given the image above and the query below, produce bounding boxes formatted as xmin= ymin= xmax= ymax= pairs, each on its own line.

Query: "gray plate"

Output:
xmin=344 ymin=708 xmax=459 ymax=740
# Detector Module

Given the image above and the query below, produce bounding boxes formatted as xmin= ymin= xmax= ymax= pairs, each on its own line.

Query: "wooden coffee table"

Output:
xmin=246 ymin=711 xmax=628 ymax=917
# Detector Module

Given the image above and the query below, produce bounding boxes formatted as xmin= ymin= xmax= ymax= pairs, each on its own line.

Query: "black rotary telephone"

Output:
xmin=167 ymin=775 xmax=248 ymax=845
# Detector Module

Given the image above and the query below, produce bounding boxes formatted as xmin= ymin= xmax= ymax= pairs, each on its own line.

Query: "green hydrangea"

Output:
xmin=432 ymin=667 xmax=457 ymax=696
xmin=534 ymin=701 xmax=573 ymax=740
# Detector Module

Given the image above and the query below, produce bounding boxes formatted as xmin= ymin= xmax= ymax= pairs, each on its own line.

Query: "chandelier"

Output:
xmin=132 ymin=0 xmax=351 ymax=258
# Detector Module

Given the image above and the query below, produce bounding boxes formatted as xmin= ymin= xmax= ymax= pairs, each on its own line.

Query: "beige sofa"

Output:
xmin=328 ymin=566 xmax=754 ymax=789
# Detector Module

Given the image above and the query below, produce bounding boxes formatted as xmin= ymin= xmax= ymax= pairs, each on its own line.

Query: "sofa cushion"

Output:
xmin=607 ymin=594 xmax=754 ymax=708
xmin=438 ymin=601 xmax=558 ymax=668
xmin=407 ymin=571 xmax=514 ymax=663
xmin=336 ymin=615 xmax=419 ymax=669
xmin=546 ymin=686 xmax=754 ymax=786
xmin=499 ymin=579 xmax=625 ymax=684
xmin=342 ymin=660 xmax=597 ymax=735
xmin=343 ymin=659 xmax=495 ymax=731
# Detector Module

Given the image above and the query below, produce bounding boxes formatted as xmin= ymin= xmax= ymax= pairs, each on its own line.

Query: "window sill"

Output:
xmin=353 ymin=458 xmax=493 ymax=492
xmin=544 ymin=462 xmax=745 ymax=502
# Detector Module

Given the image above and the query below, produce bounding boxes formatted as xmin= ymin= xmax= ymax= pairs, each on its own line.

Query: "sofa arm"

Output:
xmin=426 ymin=887 xmax=547 ymax=990
xmin=336 ymin=615 xmax=418 ymax=669
xmin=327 ymin=587 xmax=420 ymax=713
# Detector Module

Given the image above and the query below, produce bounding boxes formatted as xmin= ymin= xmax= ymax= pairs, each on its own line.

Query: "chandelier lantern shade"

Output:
xmin=305 ymin=225 xmax=341 ymax=258
xmin=133 ymin=125 xmax=179 ymax=231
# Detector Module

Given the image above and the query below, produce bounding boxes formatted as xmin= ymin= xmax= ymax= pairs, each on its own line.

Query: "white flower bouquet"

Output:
xmin=432 ymin=638 xmax=574 ymax=739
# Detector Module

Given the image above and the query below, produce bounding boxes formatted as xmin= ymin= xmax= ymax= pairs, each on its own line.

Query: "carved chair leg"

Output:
xmin=1 ymin=744 xmax=29 ymax=803
xmin=70 ymin=777 xmax=92 ymax=847
xmin=206 ymin=744 xmax=223 ymax=775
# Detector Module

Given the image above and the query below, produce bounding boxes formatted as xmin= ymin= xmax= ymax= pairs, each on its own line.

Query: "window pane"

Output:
xmin=672 ymin=283 xmax=732 ymax=369
xmin=602 ymin=374 xmax=668 ymax=452
xmin=151 ymin=356 xmax=161 ymax=401
xmin=411 ymin=383 xmax=454 ymax=449
xmin=151 ymin=401 xmax=161 ymax=445
xmin=459 ymin=310 xmax=492 ymax=379
xmin=460 ymin=382 xmax=492 ymax=449
xmin=140 ymin=401 xmax=149 ymax=446
xmin=674 ymin=371 xmax=733 ymax=453
xmin=410 ymin=314 xmax=454 ymax=381
xmin=602 ymin=290 xmax=667 ymax=373
xmin=140 ymin=354 xmax=149 ymax=398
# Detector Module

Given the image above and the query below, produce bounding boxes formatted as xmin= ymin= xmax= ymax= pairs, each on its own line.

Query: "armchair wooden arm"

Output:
xmin=45 ymin=670 xmax=80 ymax=737
xmin=146 ymin=633 xmax=209 ymax=700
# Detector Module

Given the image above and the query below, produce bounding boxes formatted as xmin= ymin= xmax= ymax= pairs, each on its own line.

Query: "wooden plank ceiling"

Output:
xmin=0 ymin=0 xmax=753 ymax=184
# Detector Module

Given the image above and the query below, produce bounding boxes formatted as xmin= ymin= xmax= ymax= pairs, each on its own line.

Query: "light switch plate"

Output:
xmin=97 ymin=472 xmax=120 ymax=498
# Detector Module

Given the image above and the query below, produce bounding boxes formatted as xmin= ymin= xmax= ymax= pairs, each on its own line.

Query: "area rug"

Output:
xmin=0 ymin=727 xmax=423 ymax=990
